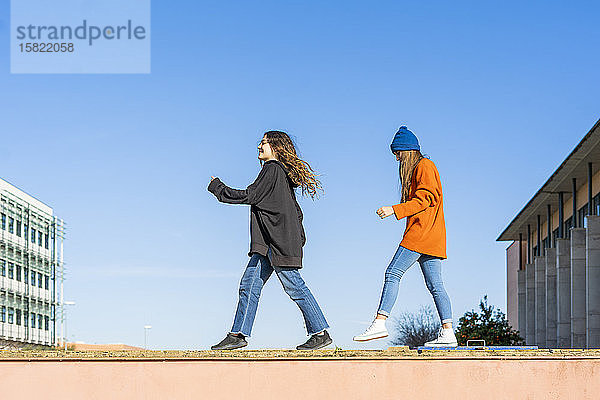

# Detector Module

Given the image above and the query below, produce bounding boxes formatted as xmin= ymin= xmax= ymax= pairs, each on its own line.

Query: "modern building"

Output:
xmin=498 ymin=118 xmax=600 ymax=348
xmin=0 ymin=178 xmax=65 ymax=347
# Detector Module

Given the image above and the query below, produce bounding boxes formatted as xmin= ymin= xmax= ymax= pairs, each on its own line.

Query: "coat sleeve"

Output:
xmin=207 ymin=164 xmax=277 ymax=206
xmin=391 ymin=160 xmax=440 ymax=220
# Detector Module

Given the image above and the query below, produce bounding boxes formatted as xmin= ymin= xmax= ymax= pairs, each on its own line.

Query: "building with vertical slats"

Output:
xmin=0 ymin=178 xmax=65 ymax=347
xmin=498 ymin=118 xmax=600 ymax=348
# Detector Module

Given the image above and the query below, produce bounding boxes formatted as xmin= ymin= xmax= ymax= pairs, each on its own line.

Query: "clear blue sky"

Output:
xmin=1 ymin=1 xmax=599 ymax=350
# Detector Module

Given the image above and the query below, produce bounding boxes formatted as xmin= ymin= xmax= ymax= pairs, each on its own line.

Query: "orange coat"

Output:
xmin=392 ymin=158 xmax=447 ymax=259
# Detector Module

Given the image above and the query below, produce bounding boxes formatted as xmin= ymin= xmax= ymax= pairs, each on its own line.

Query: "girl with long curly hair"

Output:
xmin=353 ymin=126 xmax=456 ymax=347
xmin=208 ymin=130 xmax=331 ymax=350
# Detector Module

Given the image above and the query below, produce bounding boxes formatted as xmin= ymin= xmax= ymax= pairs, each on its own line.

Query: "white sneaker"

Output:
xmin=353 ymin=319 xmax=388 ymax=342
xmin=424 ymin=328 xmax=458 ymax=347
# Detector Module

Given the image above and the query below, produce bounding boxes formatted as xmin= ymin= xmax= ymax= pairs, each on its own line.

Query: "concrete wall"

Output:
xmin=517 ymin=269 xmax=526 ymax=339
xmin=556 ymin=238 xmax=571 ymax=348
xmin=525 ymin=263 xmax=535 ymax=345
xmin=572 ymin=228 xmax=587 ymax=348
xmin=545 ymin=248 xmax=557 ymax=348
xmin=2 ymin=359 xmax=600 ymax=400
xmin=517 ymin=225 xmax=598 ymax=348
xmin=535 ymin=256 xmax=546 ymax=347
xmin=506 ymin=241 xmax=520 ymax=331
xmin=587 ymin=216 xmax=600 ymax=348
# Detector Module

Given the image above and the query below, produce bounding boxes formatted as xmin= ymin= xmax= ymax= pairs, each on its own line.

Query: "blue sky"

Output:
xmin=1 ymin=1 xmax=599 ymax=349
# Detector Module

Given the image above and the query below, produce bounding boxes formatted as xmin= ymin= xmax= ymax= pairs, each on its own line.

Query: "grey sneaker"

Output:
xmin=211 ymin=333 xmax=248 ymax=350
xmin=296 ymin=331 xmax=333 ymax=350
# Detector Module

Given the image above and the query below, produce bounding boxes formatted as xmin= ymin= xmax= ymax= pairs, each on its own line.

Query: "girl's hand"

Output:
xmin=376 ymin=206 xmax=394 ymax=219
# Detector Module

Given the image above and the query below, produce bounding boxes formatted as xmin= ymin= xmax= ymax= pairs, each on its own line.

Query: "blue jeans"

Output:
xmin=231 ymin=253 xmax=329 ymax=337
xmin=377 ymin=245 xmax=453 ymax=323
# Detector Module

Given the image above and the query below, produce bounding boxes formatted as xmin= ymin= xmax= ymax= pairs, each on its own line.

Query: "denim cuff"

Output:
xmin=230 ymin=331 xmax=251 ymax=338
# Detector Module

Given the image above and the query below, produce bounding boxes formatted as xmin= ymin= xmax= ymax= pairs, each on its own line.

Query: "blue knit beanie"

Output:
xmin=390 ymin=126 xmax=420 ymax=153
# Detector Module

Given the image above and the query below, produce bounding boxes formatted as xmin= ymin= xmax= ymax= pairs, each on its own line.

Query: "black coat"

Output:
xmin=208 ymin=160 xmax=306 ymax=267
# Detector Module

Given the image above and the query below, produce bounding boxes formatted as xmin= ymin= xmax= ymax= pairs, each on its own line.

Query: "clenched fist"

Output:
xmin=376 ymin=206 xmax=394 ymax=219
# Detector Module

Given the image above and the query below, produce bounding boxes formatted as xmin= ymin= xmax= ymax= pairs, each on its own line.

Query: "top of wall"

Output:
xmin=0 ymin=177 xmax=53 ymax=216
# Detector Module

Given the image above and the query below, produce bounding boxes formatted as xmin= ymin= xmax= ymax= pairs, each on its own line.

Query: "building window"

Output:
xmin=1 ymin=213 xmax=5 ymax=230
xmin=595 ymin=193 xmax=600 ymax=216
xmin=16 ymin=265 xmax=21 ymax=282
xmin=16 ymin=220 xmax=21 ymax=237
xmin=31 ymin=228 xmax=36 ymax=244
xmin=37 ymin=272 xmax=43 ymax=288
xmin=579 ymin=204 xmax=589 ymax=228
xmin=31 ymin=313 xmax=36 ymax=328
xmin=0 ymin=259 xmax=5 ymax=277
xmin=44 ymin=316 xmax=49 ymax=331
xmin=38 ymin=231 xmax=43 ymax=247
xmin=8 ymin=263 xmax=14 ymax=279
xmin=541 ymin=238 xmax=550 ymax=254
xmin=31 ymin=270 xmax=36 ymax=286
xmin=8 ymin=217 xmax=14 ymax=234
xmin=23 ymin=311 xmax=28 ymax=327
xmin=0 ymin=306 xmax=5 ymax=322
xmin=567 ymin=217 xmax=573 ymax=233
xmin=552 ymin=228 xmax=559 ymax=247
xmin=24 ymin=268 xmax=28 ymax=284
xmin=44 ymin=233 xmax=49 ymax=249
xmin=37 ymin=314 xmax=43 ymax=329
xmin=564 ymin=217 xmax=573 ymax=239
xmin=44 ymin=275 xmax=49 ymax=290
xmin=16 ymin=309 xmax=21 ymax=325
xmin=8 ymin=308 xmax=14 ymax=324
xmin=24 ymin=224 xmax=28 ymax=241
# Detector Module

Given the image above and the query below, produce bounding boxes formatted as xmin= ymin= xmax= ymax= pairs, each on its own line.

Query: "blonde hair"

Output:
xmin=397 ymin=150 xmax=424 ymax=202
xmin=264 ymin=131 xmax=323 ymax=199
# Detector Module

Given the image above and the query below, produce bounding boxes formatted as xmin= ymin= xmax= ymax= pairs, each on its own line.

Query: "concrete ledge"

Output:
xmin=3 ymin=348 xmax=600 ymax=360
xmin=1 ymin=351 xmax=600 ymax=399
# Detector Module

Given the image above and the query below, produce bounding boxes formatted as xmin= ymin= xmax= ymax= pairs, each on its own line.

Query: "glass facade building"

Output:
xmin=0 ymin=178 xmax=64 ymax=347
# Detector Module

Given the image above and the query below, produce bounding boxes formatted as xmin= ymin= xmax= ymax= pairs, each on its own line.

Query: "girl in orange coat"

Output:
xmin=353 ymin=126 xmax=456 ymax=347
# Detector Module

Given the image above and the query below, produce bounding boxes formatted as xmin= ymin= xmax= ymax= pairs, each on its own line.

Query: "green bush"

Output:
xmin=455 ymin=295 xmax=524 ymax=346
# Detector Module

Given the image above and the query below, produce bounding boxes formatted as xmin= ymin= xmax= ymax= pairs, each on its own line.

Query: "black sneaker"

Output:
xmin=296 ymin=330 xmax=332 ymax=350
xmin=211 ymin=333 xmax=248 ymax=350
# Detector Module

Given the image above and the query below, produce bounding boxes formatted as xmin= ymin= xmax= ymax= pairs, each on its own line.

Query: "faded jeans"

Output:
xmin=377 ymin=245 xmax=453 ymax=323
xmin=231 ymin=253 xmax=329 ymax=337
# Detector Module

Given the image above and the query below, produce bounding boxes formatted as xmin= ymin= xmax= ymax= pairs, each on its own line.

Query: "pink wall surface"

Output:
xmin=2 ymin=358 xmax=600 ymax=399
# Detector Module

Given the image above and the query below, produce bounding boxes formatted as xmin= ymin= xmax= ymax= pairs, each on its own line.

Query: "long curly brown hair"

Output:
xmin=263 ymin=131 xmax=323 ymax=199
xmin=397 ymin=150 xmax=424 ymax=203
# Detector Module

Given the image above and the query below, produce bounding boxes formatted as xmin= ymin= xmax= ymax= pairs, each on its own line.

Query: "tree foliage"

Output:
xmin=455 ymin=295 xmax=524 ymax=346
xmin=389 ymin=305 xmax=440 ymax=348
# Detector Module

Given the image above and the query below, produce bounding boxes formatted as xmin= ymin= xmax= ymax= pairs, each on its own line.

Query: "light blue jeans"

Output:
xmin=231 ymin=253 xmax=329 ymax=337
xmin=377 ymin=245 xmax=453 ymax=323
